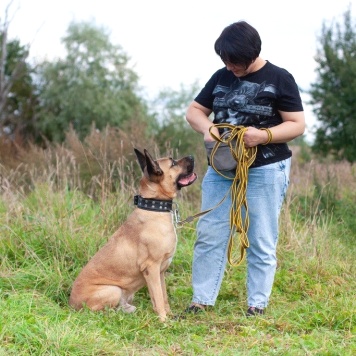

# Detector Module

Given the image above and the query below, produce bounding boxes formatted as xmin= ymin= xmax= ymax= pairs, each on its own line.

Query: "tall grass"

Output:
xmin=0 ymin=132 xmax=355 ymax=355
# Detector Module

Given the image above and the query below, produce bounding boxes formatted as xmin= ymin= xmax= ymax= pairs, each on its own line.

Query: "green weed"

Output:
xmin=0 ymin=140 xmax=355 ymax=355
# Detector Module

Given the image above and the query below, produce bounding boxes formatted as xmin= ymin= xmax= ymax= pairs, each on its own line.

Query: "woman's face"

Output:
xmin=224 ymin=61 xmax=253 ymax=77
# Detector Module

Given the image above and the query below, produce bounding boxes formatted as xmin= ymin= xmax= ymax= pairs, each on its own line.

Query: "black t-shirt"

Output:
xmin=195 ymin=61 xmax=304 ymax=167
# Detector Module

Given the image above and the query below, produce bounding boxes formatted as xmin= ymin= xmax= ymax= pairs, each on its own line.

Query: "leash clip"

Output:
xmin=172 ymin=203 xmax=181 ymax=228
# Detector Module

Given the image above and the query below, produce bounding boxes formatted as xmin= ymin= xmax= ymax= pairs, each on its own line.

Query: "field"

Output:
xmin=0 ymin=134 xmax=355 ymax=355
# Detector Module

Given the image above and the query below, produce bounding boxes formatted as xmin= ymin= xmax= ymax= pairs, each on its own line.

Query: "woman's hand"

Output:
xmin=243 ymin=126 xmax=267 ymax=147
xmin=243 ymin=111 xmax=305 ymax=148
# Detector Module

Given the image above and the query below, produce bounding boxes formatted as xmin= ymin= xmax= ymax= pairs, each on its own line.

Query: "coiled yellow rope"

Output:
xmin=209 ymin=124 xmax=257 ymax=267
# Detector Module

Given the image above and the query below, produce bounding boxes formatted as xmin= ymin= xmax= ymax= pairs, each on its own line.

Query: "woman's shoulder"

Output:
xmin=202 ymin=67 xmax=235 ymax=89
xmin=264 ymin=61 xmax=294 ymax=77
xmin=210 ymin=67 xmax=235 ymax=83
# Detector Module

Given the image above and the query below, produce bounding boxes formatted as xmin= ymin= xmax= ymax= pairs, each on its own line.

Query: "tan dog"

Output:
xmin=69 ymin=148 xmax=197 ymax=321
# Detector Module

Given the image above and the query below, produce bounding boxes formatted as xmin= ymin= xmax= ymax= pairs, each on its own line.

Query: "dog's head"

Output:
xmin=134 ymin=148 xmax=197 ymax=199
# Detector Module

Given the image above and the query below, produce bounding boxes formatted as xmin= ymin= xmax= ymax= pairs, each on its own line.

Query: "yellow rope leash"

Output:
xmin=209 ymin=124 xmax=258 ymax=267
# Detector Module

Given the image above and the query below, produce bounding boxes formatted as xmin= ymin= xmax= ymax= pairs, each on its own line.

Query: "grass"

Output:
xmin=0 ymin=139 xmax=355 ymax=355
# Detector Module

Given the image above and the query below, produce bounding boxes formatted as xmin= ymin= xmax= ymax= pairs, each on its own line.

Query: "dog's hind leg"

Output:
xmin=82 ymin=285 xmax=122 ymax=311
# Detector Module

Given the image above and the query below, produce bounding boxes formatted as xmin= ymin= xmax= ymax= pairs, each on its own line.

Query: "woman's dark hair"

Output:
xmin=214 ymin=21 xmax=262 ymax=69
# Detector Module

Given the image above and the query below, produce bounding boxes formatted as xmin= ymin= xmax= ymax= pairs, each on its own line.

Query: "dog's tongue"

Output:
xmin=178 ymin=173 xmax=197 ymax=187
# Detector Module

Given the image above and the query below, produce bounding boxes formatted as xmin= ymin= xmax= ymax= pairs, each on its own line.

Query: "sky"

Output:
xmin=1 ymin=0 xmax=354 ymax=140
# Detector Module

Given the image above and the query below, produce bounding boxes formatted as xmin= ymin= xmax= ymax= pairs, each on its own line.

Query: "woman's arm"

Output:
xmin=243 ymin=110 xmax=306 ymax=148
xmin=186 ymin=101 xmax=218 ymax=142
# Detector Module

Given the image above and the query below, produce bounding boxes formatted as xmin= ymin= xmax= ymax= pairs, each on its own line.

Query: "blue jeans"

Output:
xmin=191 ymin=158 xmax=291 ymax=309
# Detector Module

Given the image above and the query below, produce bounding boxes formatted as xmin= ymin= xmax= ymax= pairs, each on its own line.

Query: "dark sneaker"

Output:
xmin=246 ymin=307 xmax=264 ymax=317
xmin=174 ymin=304 xmax=205 ymax=320
xmin=184 ymin=305 xmax=205 ymax=314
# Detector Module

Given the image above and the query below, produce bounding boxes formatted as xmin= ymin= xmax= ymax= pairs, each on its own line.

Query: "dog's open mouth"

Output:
xmin=177 ymin=172 xmax=197 ymax=189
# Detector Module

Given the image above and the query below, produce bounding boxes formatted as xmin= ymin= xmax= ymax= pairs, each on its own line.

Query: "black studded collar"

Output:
xmin=134 ymin=195 xmax=173 ymax=212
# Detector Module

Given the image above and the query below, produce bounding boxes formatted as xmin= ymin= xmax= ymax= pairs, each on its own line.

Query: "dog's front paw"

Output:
xmin=159 ymin=314 xmax=168 ymax=322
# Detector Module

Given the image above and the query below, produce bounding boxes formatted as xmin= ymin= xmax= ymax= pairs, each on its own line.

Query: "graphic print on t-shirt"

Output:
xmin=212 ymin=79 xmax=277 ymax=128
xmin=212 ymin=78 xmax=278 ymax=160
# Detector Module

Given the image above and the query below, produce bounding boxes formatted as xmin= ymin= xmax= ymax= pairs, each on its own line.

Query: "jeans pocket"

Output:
xmin=204 ymin=141 xmax=237 ymax=171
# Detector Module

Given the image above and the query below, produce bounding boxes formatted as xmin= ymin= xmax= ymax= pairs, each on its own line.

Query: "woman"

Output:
xmin=185 ymin=21 xmax=305 ymax=316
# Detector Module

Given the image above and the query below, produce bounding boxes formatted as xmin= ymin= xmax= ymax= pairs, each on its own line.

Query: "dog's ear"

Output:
xmin=144 ymin=149 xmax=163 ymax=177
xmin=134 ymin=148 xmax=147 ymax=172
xmin=134 ymin=148 xmax=163 ymax=177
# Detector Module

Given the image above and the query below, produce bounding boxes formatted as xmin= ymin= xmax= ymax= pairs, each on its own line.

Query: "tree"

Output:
xmin=152 ymin=82 xmax=202 ymax=157
xmin=309 ymin=6 xmax=356 ymax=162
xmin=36 ymin=21 xmax=153 ymax=142
xmin=0 ymin=2 xmax=37 ymax=140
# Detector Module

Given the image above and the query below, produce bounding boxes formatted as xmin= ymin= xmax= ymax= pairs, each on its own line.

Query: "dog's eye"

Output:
xmin=171 ymin=159 xmax=178 ymax=167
